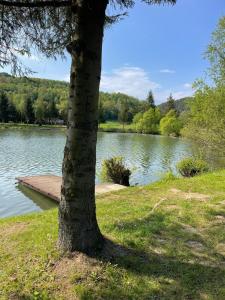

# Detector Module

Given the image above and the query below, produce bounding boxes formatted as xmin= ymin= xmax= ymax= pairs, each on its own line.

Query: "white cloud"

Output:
xmin=159 ymin=69 xmax=175 ymax=74
xmin=63 ymin=66 xmax=193 ymax=104
xmin=100 ymin=66 xmax=160 ymax=99
xmin=184 ymin=83 xmax=192 ymax=89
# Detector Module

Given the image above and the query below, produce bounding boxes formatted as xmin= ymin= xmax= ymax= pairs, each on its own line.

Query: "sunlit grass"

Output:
xmin=99 ymin=121 xmax=135 ymax=132
xmin=1 ymin=170 xmax=225 ymax=299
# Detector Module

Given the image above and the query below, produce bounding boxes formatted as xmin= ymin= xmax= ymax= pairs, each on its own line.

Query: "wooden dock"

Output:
xmin=17 ymin=175 xmax=126 ymax=202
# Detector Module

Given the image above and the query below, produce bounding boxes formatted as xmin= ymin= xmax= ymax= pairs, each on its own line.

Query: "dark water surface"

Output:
xmin=0 ymin=129 xmax=196 ymax=218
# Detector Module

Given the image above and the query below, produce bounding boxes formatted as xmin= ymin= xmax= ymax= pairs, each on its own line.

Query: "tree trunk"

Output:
xmin=58 ymin=0 xmax=108 ymax=253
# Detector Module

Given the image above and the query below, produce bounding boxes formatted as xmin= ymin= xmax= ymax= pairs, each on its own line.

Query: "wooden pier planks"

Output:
xmin=17 ymin=175 xmax=126 ymax=202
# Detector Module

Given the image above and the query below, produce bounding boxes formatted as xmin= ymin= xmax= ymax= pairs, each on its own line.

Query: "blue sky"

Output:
xmin=3 ymin=0 xmax=225 ymax=104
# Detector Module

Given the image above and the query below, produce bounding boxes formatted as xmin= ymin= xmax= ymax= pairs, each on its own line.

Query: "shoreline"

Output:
xmin=0 ymin=122 xmax=180 ymax=137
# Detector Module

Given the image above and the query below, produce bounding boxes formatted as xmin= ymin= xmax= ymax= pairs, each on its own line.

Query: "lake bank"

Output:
xmin=0 ymin=129 xmax=196 ymax=218
xmin=1 ymin=170 xmax=225 ymax=299
xmin=0 ymin=121 xmax=156 ymax=135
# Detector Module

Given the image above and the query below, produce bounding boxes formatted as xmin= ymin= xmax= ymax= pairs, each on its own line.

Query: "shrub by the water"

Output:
xmin=101 ymin=156 xmax=131 ymax=186
xmin=176 ymin=157 xmax=209 ymax=177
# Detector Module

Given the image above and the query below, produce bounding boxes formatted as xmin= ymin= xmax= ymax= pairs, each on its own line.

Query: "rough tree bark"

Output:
xmin=59 ymin=0 xmax=108 ymax=253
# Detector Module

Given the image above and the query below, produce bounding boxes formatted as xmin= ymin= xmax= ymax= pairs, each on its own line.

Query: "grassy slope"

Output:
xmin=1 ymin=170 xmax=225 ymax=300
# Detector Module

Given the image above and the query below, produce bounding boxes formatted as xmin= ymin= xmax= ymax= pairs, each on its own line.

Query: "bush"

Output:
xmin=176 ymin=157 xmax=209 ymax=177
xmin=160 ymin=109 xmax=182 ymax=136
xmin=101 ymin=156 xmax=131 ymax=186
xmin=135 ymin=108 xmax=161 ymax=134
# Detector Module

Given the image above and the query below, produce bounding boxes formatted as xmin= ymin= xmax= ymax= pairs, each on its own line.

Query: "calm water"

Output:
xmin=0 ymin=129 xmax=196 ymax=218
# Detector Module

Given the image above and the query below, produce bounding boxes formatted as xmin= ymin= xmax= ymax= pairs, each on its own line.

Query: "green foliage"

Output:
xmin=160 ymin=109 xmax=182 ymax=136
xmin=34 ymin=97 xmax=46 ymax=125
xmin=0 ymin=74 xmax=67 ymax=124
xmin=135 ymin=107 xmax=161 ymax=134
xmin=182 ymin=82 xmax=225 ymax=158
xmin=0 ymin=74 xmax=148 ymax=125
xmin=176 ymin=157 xmax=209 ymax=177
xmin=118 ymin=99 xmax=129 ymax=127
xmin=132 ymin=112 xmax=143 ymax=124
xmin=0 ymin=74 xmax=191 ymax=129
xmin=182 ymin=17 xmax=225 ymax=161
xmin=24 ymin=96 xmax=35 ymax=123
xmin=101 ymin=156 xmax=131 ymax=186
xmin=0 ymin=91 xmax=9 ymax=122
xmin=146 ymin=90 xmax=155 ymax=109
xmin=166 ymin=93 xmax=176 ymax=114
xmin=205 ymin=16 xmax=225 ymax=84
xmin=99 ymin=92 xmax=146 ymax=123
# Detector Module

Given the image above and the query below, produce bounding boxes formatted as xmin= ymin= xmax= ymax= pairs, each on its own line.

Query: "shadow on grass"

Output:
xmin=87 ymin=212 xmax=225 ymax=299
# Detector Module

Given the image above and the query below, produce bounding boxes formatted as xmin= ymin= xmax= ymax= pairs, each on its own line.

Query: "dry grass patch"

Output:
xmin=0 ymin=222 xmax=29 ymax=237
xmin=169 ymin=188 xmax=211 ymax=201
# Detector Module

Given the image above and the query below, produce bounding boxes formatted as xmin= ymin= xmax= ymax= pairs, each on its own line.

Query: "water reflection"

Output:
xmin=0 ymin=129 xmax=198 ymax=218
xmin=17 ymin=185 xmax=57 ymax=210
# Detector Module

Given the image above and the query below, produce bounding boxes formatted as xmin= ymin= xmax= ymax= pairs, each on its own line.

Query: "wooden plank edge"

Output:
xmin=17 ymin=179 xmax=60 ymax=202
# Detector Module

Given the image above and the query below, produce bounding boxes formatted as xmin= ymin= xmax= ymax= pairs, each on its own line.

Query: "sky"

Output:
xmin=2 ymin=0 xmax=225 ymax=104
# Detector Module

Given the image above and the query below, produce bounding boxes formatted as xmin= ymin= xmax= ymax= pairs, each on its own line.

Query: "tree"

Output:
xmin=160 ymin=109 xmax=182 ymax=136
xmin=205 ymin=16 xmax=225 ymax=84
xmin=182 ymin=84 xmax=225 ymax=157
xmin=24 ymin=96 xmax=35 ymax=123
xmin=136 ymin=107 xmax=161 ymax=134
xmin=182 ymin=16 xmax=225 ymax=159
xmin=0 ymin=91 xmax=9 ymax=122
xmin=34 ymin=97 xmax=46 ymax=125
xmin=57 ymin=97 xmax=68 ymax=123
xmin=166 ymin=93 xmax=176 ymax=113
xmin=133 ymin=112 xmax=143 ymax=124
xmin=46 ymin=99 xmax=59 ymax=123
xmin=146 ymin=90 xmax=155 ymax=110
xmin=8 ymin=100 xmax=19 ymax=122
xmin=0 ymin=0 xmax=177 ymax=253
xmin=118 ymin=99 xmax=129 ymax=129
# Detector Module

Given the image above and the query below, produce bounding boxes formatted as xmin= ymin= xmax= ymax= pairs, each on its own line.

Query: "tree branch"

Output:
xmin=0 ymin=0 xmax=71 ymax=7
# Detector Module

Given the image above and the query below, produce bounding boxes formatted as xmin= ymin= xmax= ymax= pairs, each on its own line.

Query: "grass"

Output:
xmin=1 ymin=170 xmax=225 ymax=299
xmin=98 ymin=121 xmax=136 ymax=133
xmin=0 ymin=121 xmax=134 ymax=134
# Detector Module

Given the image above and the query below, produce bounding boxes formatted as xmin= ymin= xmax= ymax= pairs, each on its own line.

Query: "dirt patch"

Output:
xmin=216 ymin=243 xmax=225 ymax=256
xmin=53 ymin=252 xmax=101 ymax=300
xmin=211 ymin=215 xmax=225 ymax=225
xmin=169 ymin=188 xmax=210 ymax=201
xmin=181 ymin=224 xmax=200 ymax=235
xmin=0 ymin=222 xmax=29 ymax=237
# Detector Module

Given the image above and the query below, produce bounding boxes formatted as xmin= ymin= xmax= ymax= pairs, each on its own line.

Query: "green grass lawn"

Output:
xmin=99 ymin=121 xmax=135 ymax=133
xmin=0 ymin=121 xmax=133 ymax=133
xmin=1 ymin=170 xmax=225 ymax=299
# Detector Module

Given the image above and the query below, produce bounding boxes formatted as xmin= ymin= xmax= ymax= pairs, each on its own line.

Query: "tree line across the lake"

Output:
xmin=0 ymin=72 xmax=189 ymax=136
xmin=0 ymin=15 xmax=224 ymax=151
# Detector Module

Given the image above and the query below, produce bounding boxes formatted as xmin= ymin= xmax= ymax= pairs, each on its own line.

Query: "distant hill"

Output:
xmin=0 ymin=72 xmax=192 ymax=122
xmin=158 ymin=97 xmax=192 ymax=115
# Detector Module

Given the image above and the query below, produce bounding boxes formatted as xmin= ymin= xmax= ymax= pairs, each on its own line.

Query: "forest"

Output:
xmin=0 ymin=72 xmax=189 ymax=136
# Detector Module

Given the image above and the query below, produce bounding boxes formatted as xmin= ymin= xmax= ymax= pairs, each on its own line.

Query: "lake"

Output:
xmin=0 ymin=129 xmax=196 ymax=218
